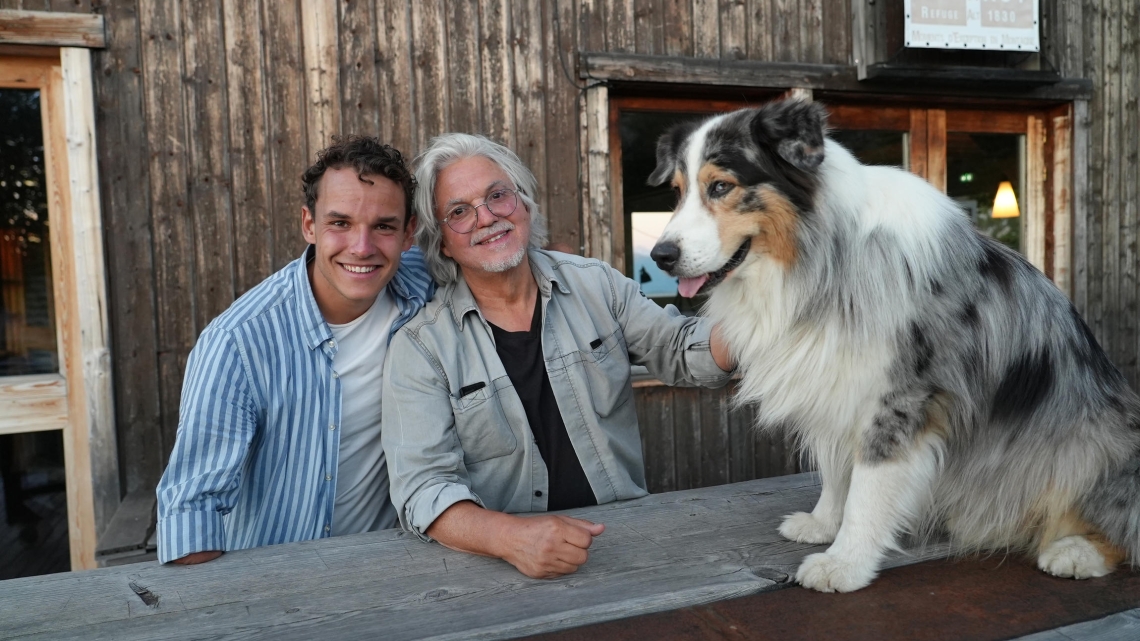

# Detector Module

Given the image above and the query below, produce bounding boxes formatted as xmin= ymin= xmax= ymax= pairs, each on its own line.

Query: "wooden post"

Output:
xmin=1051 ymin=107 xmax=1073 ymax=297
xmin=1025 ymin=115 xmax=1048 ymax=272
xmin=583 ymin=84 xmax=612 ymax=264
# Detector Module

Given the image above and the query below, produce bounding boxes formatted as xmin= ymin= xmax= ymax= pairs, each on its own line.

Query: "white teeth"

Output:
xmin=342 ymin=264 xmax=377 ymax=274
xmin=479 ymin=232 xmax=507 ymax=245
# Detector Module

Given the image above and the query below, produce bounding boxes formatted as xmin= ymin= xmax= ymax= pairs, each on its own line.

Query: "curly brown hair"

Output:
xmin=301 ymin=135 xmax=416 ymax=223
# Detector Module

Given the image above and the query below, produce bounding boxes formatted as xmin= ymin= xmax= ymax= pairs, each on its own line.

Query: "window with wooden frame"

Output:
xmin=0 ymin=9 xmax=115 ymax=573
xmin=603 ymin=94 xmax=1074 ymax=305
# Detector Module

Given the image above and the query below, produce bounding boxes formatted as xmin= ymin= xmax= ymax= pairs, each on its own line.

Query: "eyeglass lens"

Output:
xmin=447 ymin=190 xmax=517 ymax=233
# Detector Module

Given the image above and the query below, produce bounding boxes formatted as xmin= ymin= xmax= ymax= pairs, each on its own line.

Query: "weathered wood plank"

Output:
xmin=0 ymin=8 xmax=104 ymax=47
xmin=820 ymin=0 xmax=847 ymax=64
xmin=138 ymin=0 xmax=193 ymax=460
xmin=1101 ymin=0 xmax=1121 ymax=370
xmin=1072 ymin=98 xmax=1090 ymax=316
xmin=300 ymin=0 xmax=340 ymax=155
xmin=338 ymin=0 xmax=381 ymax=137
xmin=1026 ymin=115 xmax=1048 ymax=272
xmin=926 ymin=108 xmax=946 ymax=193
xmin=59 ymin=45 xmax=119 ymax=558
xmin=771 ymin=0 xmax=797 ymax=61
xmin=673 ymin=387 xmax=701 ymax=489
xmin=700 ymin=388 xmax=730 ymax=487
xmin=409 ymin=0 xmax=447 ymax=150
xmin=633 ymin=0 xmax=662 ymax=55
xmin=661 ymin=0 xmax=692 ymax=56
xmin=477 ymin=0 xmax=512 ymax=146
xmin=91 ymin=0 xmax=163 ymax=493
xmin=0 ymin=374 xmax=67 ymax=434
xmin=510 ymin=0 xmax=548 ymax=220
xmin=262 ymin=0 xmax=308 ymax=269
xmin=222 ymin=0 xmax=273 ymax=295
xmin=745 ymin=0 xmax=772 ymax=61
xmin=799 ymin=0 xmax=823 ymax=63
xmin=0 ymin=474 xmax=960 ymax=641
xmin=1051 ymin=108 xmax=1073 ymax=297
xmin=95 ymin=488 xmax=156 ymax=557
xmin=582 ymin=84 xmax=610 ymax=262
xmin=605 ymin=0 xmax=635 ymax=52
xmin=719 ymin=0 xmax=745 ymax=60
xmin=578 ymin=52 xmax=1095 ymax=100
xmin=692 ymin=0 xmax=719 ymax=58
xmin=1119 ymin=0 xmax=1137 ymax=384
xmin=375 ymin=0 xmax=415 ymax=155
xmin=1015 ymin=608 xmax=1140 ymax=641
xmin=180 ymin=0 xmax=235 ymax=330
xmin=638 ymin=386 xmax=676 ymax=493
xmin=445 ymin=0 xmax=481 ymax=134
xmin=542 ymin=0 xmax=582 ymax=252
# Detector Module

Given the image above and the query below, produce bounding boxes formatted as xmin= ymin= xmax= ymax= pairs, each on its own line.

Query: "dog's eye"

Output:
xmin=708 ymin=181 xmax=733 ymax=198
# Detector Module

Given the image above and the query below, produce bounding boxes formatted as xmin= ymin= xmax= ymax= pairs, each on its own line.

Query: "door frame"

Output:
xmin=0 ymin=50 xmax=116 ymax=571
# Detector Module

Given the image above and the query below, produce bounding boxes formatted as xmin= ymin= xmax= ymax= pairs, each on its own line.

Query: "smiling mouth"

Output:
xmin=340 ymin=263 xmax=378 ymax=274
xmin=676 ymin=238 xmax=752 ymax=298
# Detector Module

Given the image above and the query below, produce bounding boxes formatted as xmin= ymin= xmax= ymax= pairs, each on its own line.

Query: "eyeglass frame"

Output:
xmin=439 ymin=187 xmax=520 ymax=234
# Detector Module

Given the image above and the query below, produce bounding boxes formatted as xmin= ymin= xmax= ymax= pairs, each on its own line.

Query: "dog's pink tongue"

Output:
xmin=677 ymin=275 xmax=709 ymax=298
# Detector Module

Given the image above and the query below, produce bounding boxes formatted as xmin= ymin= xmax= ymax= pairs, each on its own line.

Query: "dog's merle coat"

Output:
xmin=650 ymin=99 xmax=1140 ymax=592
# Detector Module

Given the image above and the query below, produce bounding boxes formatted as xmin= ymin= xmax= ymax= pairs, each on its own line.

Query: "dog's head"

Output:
xmin=648 ymin=99 xmax=828 ymax=297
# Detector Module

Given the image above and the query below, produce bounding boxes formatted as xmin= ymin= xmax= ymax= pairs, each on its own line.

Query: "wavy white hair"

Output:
xmin=413 ymin=133 xmax=549 ymax=285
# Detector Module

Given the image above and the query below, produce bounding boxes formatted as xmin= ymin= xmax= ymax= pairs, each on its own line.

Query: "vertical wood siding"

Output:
xmin=15 ymin=1 xmax=1136 ymax=495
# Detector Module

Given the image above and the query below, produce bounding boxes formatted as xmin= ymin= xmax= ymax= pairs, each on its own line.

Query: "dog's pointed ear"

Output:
xmin=648 ymin=120 xmax=699 ymax=186
xmin=751 ymin=99 xmax=828 ymax=171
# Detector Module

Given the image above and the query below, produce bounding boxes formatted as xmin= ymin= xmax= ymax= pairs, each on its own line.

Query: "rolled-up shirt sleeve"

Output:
xmin=605 ymin=263 xmax=735 ymax=387
xmin=156 ymin=327 xmax=258 ymax=563
xmin=382 ymin=329 xmax=484 ymax=541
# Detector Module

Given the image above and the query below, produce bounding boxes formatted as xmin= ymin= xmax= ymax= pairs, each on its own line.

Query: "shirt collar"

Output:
xmin=294 ymin=245 xmax=333 ymax=351
xmin=446 ymin=249 xmax=570 ymax=328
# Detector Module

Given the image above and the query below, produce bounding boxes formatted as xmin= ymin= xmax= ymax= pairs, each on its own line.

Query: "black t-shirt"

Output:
xmin=489 ymin=295 xmax=598 ymax=511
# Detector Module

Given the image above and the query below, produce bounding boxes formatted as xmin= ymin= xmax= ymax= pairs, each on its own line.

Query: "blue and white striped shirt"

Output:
xmin=156 ymin=245 xmax=434 ymax=563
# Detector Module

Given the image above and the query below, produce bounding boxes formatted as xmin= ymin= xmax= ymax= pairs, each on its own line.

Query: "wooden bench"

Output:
xmin=0 ymin=473 xmax=1136 ymax=640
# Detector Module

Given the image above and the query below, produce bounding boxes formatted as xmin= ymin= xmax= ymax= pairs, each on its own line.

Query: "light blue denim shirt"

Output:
xmin=156 ymin=245 xmax=434 ymax=563
xmin=382 ymin=249 xmax=733 ymax=539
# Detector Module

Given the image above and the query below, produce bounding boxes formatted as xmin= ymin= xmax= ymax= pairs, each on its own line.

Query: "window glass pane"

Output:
xmin=0 ymin=430 xmax=69 ymax=578
xmin=946 ymin=132 xmax=1024 ymax=253
xmin=829 ymin=130 xmax=907 ymax=168
xmin=1 ymin=89 xmax=56 ymax=376
xmin=621 ymin=110 xmax=710 ymax=311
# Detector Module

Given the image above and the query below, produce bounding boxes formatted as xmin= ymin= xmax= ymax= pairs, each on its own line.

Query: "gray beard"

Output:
xmin=479 ymin=243 xmax=527 ymax=273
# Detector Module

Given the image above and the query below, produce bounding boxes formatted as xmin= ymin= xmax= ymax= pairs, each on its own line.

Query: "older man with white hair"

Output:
xmin=381 ymin=133 xmax=735 ymax=579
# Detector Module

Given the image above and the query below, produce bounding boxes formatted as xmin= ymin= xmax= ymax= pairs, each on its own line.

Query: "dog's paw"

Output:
xmin=795 ymin=552 xmax=877 ymax=593
xmin=779 ymin=512 xmax=839 ymax=544
xmin=1037 ymin=536 xmax=1112 ymax=579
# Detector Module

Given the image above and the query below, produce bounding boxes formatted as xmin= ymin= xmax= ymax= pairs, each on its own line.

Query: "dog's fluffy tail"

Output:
xmin=1081 ymin=453 xmax=1140 ymax=564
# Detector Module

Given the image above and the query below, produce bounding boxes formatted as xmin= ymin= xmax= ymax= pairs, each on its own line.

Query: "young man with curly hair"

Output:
xmin=157 ymin=136 xmax=433 ymax=565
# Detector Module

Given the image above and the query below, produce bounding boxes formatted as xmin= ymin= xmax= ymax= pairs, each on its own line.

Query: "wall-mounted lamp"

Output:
xmin=992 ymin=180 xmax=1020 ymax=219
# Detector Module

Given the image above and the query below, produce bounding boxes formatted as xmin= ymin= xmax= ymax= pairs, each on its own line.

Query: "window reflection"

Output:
xmin=1 ymin=89 xmax=56 ymax=377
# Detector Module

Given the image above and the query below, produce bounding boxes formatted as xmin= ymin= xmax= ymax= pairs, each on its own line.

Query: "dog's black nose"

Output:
xmin=651 ymin=241 xmax=680 ymax=272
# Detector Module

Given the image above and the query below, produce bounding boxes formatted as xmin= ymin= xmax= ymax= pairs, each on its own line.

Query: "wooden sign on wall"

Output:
xmin=904 ymin=0 xmax=1039 ymax=52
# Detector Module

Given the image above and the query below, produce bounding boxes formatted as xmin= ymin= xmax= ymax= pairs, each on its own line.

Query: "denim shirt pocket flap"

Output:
xmin=583 ymin=330 xmax=633 ymax=417
xmin=449 ymin=378 xmax=519 ymax=464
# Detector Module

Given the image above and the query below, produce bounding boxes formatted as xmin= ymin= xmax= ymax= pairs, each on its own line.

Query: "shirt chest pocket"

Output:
xmin=583 ymin=330 xmax=633 ymax=418
xmin=449 ymin=378 xmax=519 ymax=464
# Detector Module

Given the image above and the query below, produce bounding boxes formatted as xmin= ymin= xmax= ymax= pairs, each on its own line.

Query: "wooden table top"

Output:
xmin=2 ymin=472 xmax=1131 ymax=641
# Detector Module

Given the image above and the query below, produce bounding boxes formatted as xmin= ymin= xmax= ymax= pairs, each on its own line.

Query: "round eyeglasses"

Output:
xmin=440 ymin=188 xmax=519 ymax=234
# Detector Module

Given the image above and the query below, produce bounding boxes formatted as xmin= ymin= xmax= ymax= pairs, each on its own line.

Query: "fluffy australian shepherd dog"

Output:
xmin=648 ymin=99 xmax=1140 ymax=593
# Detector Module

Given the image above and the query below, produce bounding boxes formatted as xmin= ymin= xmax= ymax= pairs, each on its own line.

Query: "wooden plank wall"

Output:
xmin=7 ymin=0 xmax=1136 ymax=498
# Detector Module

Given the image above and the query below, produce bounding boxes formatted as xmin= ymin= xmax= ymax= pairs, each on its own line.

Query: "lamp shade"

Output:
xmin=992 ymin=180 xmax=1020 ymax=219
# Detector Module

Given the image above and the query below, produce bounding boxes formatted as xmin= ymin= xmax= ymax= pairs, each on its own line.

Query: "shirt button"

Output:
xmin=324 ymin=525 xmax=330 ymax=532
xmin=325 ymin=474 xmax=332 ymax=481
xmin=329 ymin=423 xmax=336 ymax=431
xmin=534 ymin=490 xmax=543 ymax=498
xmin=332 ymin=371 xmax=339 ymax=379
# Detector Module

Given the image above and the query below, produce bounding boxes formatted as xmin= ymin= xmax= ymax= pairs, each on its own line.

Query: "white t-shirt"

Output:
xmin=328 ymin=288 xmax=401 ymax=536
